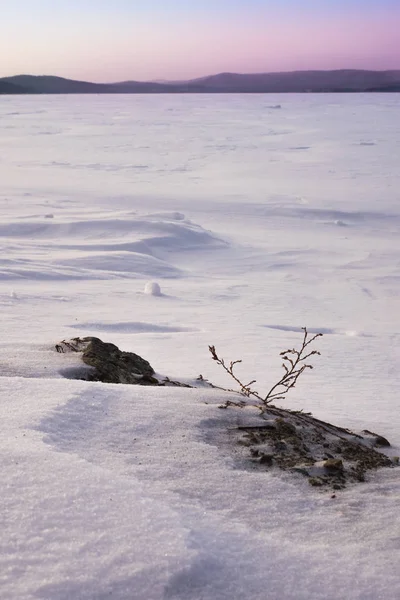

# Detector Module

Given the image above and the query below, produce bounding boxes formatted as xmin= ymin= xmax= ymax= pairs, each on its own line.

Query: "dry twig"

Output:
xmin=209 ymin=327 xmax=322 ymax=410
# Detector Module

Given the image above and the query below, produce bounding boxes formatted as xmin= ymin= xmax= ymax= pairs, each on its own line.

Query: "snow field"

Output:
xmin=1 ymin=378 xmax=399 ymax=600
xmin=0 ymin=94 xmax=399 ymax=599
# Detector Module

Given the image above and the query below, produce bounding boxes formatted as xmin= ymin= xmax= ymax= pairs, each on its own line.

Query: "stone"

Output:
xmin=236 ymin=410 xmax=394 ymax=489
xmin=362 ymin=430 xmax=391 ymax=448
xmin=56 ymin=337 xmax=159 ymax=385
xmin=323 ymin=458 xmax=344 ymax=472
xmin=275 ymin=418 xmax=297 ymax=436
xmin=259 ymin=454 xmax=274 ymax=466
xmin=309 ymin=477 xmax=324 ymax=487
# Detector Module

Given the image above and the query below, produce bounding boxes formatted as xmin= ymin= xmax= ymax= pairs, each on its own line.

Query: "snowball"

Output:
xmin=144 ymin=282 xmax=162 ymax=296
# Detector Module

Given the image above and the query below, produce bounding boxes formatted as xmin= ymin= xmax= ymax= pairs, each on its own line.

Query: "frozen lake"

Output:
xmin=1 ymin=94 xmax=400 ymax=599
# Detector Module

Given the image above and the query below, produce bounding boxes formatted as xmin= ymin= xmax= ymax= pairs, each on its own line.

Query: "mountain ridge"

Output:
xmin=1 ymin=69 xmax=400 ymax=94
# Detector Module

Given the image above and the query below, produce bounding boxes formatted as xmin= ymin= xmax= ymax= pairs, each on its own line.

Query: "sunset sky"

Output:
xmin=2 ymin=0 xmax=399 ymax=82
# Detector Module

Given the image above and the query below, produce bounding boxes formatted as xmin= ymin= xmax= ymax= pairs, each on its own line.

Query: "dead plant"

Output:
xmin=208 ymin=327 xmax=322 ymax=410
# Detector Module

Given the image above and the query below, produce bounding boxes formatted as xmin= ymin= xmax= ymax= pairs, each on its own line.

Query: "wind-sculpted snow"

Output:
xmin=68 ymin=321 xmax=199 ymax=333
xmin=263 ymin=324 xmax=373 ymax=337
xmin=0 ymin=213 xmax=226 ymax=280
xmin=0 ymin=94 xmax=400 ymax=599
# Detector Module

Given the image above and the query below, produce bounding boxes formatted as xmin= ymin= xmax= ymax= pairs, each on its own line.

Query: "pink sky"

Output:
xmin=1 ymin=4 xmax=399 ymax=81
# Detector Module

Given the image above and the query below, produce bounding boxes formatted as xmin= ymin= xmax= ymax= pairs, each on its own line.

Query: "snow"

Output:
xmin=1 ymin=93 xmax=400 ymax=599
xmin=144 ymin=282 xmax=162 ymax=296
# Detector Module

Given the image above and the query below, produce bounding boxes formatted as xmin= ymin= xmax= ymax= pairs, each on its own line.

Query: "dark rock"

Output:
xmin=259 ymin=454 xmax=274 ymax=466
xmin=373 ymin=436 xmax=391 ymax=448
xmin=274 ymin=440 xmax=288 ymax=452
xmin=362 ymin=430 xmax=391 ymax=447
xmin=309 ymin=477 xmax=324 ymax=487
xmin=235 ymin=411 xmax=395 ymax=489
xmin=275 ymin=418 xmax=297 ymax=436
xmin=292 ymin=467 xmax=310 ymax=477
xmin=324 ymin=458 xmax=344 ymax=472
xmin=56 ymin=337 xmax=159 ymax=385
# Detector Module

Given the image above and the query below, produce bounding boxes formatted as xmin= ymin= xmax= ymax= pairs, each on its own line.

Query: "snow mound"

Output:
xmin=0 ymin=212 xmax=227 ymax=281
xmin=144 ymin=281 xmax=162 ymax=296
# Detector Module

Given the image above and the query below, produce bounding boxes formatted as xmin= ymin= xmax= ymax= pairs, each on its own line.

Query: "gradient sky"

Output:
xmin=1 ymin=0 xmax=399 ymax=81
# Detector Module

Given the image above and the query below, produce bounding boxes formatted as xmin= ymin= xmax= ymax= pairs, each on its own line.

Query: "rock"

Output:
xmin=292 ymin=467 xmax=310 ymax=477
xmin=323 ymin=458 xmax=344 ymax=472
xmin=56 ymin=337 xmax=159 ymax=385
xmin=275 ymin=418 xmax=297 ymax=436
xmin=235 ymin=409 xmax=394 ymax=489
xmin=362 ymin=430 xmax=391 ymax=447
xmin=309 ymin=477 xmax=324 ymax=487
xmin=373 ymin=436 xmax=391 ymax=448
xmin=259 ymin=454 xmax=274 ymax=466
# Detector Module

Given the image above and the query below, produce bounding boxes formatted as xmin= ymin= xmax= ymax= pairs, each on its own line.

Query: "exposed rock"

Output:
xmin=323 ymin=458 xmax=344 ymax=472
xmin=55 ymin=337 xmax=396 ymax=489
xmin=362 ymin=430 xmax=391 ymax=447
xmin=56 ymin=337 xmax=159 ymax=385
xmin=259 ymin=454 xmax=274 ymax=466
xmin=309 ymin=477 xmax=325 ymax=487
xmin=234 ymin=408 xmax=395 ymax=488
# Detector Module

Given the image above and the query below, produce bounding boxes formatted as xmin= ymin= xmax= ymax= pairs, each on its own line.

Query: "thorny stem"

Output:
xmin=209 ymin=327 xmax=322 ymax=410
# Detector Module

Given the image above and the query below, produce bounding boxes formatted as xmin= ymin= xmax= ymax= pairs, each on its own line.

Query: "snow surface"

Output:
xmin=0 ymin=94 xmax=400 ymax=599
xmin=144 ymin=282 xmax=162 ymax=297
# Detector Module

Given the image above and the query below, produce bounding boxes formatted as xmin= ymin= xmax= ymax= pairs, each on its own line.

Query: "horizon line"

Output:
xmin=2 ymin=66 xmax=400 ymax=85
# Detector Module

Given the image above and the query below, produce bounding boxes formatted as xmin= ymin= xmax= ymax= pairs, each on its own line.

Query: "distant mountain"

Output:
xmin=185 ymin=70 xmax=400 ymax=93
xmin=2 ymin=75 xmax=112 ymax=94
xmin=0 ymin=79 xmax=31 ymax=94
xmin=0 ymin=75 xmax=176 ymax=94
xmin=1 ymin=70 xmax=400 ymax=95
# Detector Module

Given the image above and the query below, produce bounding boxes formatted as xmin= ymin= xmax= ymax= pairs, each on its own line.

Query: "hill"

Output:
xmin=185 ymin=69 xmax=400 ymax=93
xmin=1 ymin=69 xmax=400 ymax=94
xmin=0 ymin=79 xmax=31 ymax=94
xmin=0 ymin=74 xmax=176 ymax=94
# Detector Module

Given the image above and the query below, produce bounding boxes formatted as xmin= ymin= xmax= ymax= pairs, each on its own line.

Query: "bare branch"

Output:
xmin=208 ymin=327 xmax=322 ymax=410
xmin=208 ymin=345 xmax=264 ymax=402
